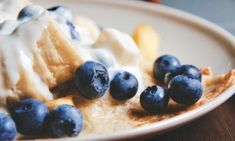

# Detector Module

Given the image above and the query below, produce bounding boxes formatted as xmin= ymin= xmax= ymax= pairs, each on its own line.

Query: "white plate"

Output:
xmin=34 ymin=0 xmax=235 ymax=140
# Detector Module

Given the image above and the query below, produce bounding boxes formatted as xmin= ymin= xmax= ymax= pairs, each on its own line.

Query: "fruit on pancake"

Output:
xmin=168 ymin=75 xmax=203 ymax=105
xmin=165 ymin=64 xmax=201 ymax=85
xmin=140 ymin=86 xmax=169 ymax=112
xmin=46 ymin=104 xmax=83 ymax=138
xmin=11 ymin=99 xmax=49 ymax=136
xmin=0 ymin=113 xmax=17 ymax=141
xmin=47 ymin=6 xmax=72 ymax=23
xmin=1 ymin=1 xmax=234 ymax=139
xmin=47 ymin=6 xmax=79 ymax=40
xmin=17 ymin=5 xmax=44 ymax=22
xmin=110 ymin=71 xmax=138 ymax=100
xmin=151 ymin=55 xmax=203 ymax=106
xmin=132 ymin=24 xmax=160 ymax=73
xmin=75 ymin=61 xmax=109 ymax=99
xmin=153 ymin=54 xmax=181 ymax=84
xmin=66 ymin=21 xmax=79 ymax=40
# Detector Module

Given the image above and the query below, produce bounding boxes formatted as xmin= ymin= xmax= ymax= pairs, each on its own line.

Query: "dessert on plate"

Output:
xmin=0 ymin=0 xmax=234 ymax=140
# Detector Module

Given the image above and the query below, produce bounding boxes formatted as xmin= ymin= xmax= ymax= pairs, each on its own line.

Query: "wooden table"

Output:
xmin=143 ymin=0 xmax=235 ymax=140
xmin=147 ymin=95 xmax=235 ymax=141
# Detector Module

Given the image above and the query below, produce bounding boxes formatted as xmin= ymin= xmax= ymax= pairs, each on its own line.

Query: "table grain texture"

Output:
xmin=143 ymin=0 xmax=235 ymax=141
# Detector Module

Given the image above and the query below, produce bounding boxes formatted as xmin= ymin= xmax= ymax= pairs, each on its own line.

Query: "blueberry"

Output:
xmin=66 ymin=21 xmax=79 ymax=40
xmin=18 ymin=5 xmax=44 ymax=22
xmin=168 ymin=75 xmax=203 ymax=105
xmin=140 ymin=86 xmax=169 ymax=113
xmin=47 ymin=6 xmax=72 ymax=22
xmin=11 ymin=99 xmax=49 ymax=136
xmin=110 ymin=71 xmax=138 ymax=100
xmin=97 ymin=25 xmax=104 ymax=31
xmin=47 ymin=6 xmax=79 ymax=40
xmin=46 ymin=104 xmax=83 ymax=138
xmin=153 ymin=54 xmax=181 ymax=84
xmin=0 ymin=113 xmax=17 ymax=141
xmin=75 ymin=61 xmax=109 ymax=99
xmin=47 ymin=6 xmax=62 ymax=11
xmin=165 ymin=65 xmax=201 ymax=85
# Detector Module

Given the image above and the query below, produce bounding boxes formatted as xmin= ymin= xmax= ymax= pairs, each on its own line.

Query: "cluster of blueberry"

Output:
xmin=0 ymin=55 xmax=203 ymax=140
xmin=140 ymin=55 xmax=203 ymax=112
xmin=75 ymin=61 xmax=139 ymax=100
xmin=75 ymin=54 xmax=202 ymax=114
xmin=0 ymin=100 xmax=83 ymax=140
xmin=0 ymin=61 xmax=139 ymax=140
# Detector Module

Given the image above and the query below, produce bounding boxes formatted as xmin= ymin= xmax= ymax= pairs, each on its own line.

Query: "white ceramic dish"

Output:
xmin=33 ymin=0 xmax=235 ymax=140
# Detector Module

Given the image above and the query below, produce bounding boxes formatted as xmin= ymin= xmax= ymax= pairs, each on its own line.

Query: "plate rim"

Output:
xmin=34 ymin=0 xmax=235 ymax=140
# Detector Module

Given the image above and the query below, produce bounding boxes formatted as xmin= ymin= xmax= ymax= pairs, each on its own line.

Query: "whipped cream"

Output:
xmin=0 ymin=3 xmax=143 ymax=107
xmin=0 ymin=0 xmax=30 ymax=22
xmin=48 ymin=7 xmax=100 ymax=46
xmin=89 ymin=28 xmax=144 ymax=93
xmin=74 ymin=16 xmax=100 ymax=45
xmin=0 ymin=20 xmax=19 ymax=34
xmin=48 ymin=6 xmax=77 ymax=41
xmin=93 ymin=29 xmax=139 ymax=66
xmin=0 ymin=11 xmax=13 ymax=23
xmin=0 ymin=6 xmax=53 ymax=105
xmin=0 ymin=5 xmax=44 ymax=35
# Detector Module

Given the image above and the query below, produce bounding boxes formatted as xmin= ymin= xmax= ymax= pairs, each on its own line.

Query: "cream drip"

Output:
xmin=0 ymin=0 xmax=30 ymax=21
xmin=0 ymin=7 xmax=53 ymax=106
xmin=90 ymin=29 xmax=144 ymax=93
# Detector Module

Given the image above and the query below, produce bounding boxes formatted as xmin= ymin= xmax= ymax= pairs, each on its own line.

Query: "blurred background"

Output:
xmin=145 ymin=0 xmax=235 ymax=35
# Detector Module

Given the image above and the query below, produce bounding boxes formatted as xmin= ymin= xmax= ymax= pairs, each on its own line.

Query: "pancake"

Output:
xmin=0 ymin=1 xmax=234 ymax=140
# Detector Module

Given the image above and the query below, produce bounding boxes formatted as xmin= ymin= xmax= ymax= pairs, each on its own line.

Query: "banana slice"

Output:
xmin=132 ymin=24 xmax=160 ymax=74
xmin=45 ymin=95 xmax=74 ymax=110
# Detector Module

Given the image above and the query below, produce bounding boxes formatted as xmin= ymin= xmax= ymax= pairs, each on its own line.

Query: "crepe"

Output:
xmin=0 ymin=1 xmax=234 ymax=140
xmin=43 ymin=67 xmax=235 ymax=138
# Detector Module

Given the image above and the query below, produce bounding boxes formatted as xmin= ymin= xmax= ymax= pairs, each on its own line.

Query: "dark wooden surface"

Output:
xmin=142 ymin=1 xmax=235 ymax=140
xmin=146 ymin=95 xmax=235 ymax=141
